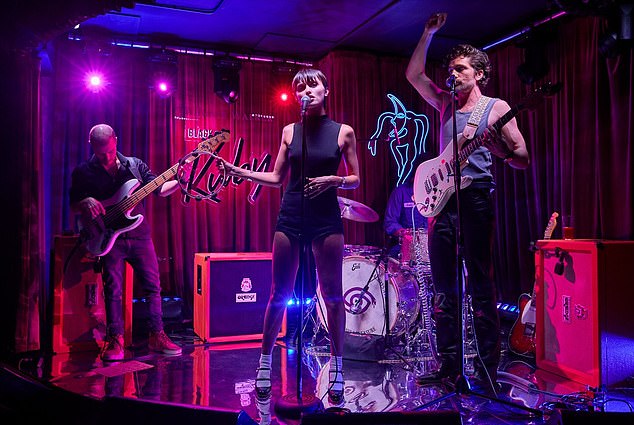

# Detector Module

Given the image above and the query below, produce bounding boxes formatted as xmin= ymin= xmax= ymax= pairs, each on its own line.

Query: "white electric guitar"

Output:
xmin=413 ymin=83 xmax=560 ymax=217
xmin=79 ymin=130 xmax=229 ymax=256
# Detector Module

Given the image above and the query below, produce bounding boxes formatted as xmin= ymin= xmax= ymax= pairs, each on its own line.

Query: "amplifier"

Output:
xmin=52 ymin=235 xmax=133 ymax=353
xmin=193 ymin=252 xmax=285 ymax=343
xmin=535 ymin=239 xmax=634 ymax=387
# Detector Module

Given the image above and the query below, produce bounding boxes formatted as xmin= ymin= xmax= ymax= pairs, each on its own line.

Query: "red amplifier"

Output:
xmin=534 ymin=239 xmax=634 ymax=387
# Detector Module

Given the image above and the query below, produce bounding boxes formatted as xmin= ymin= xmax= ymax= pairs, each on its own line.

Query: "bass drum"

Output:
xmin=317 ymin=255 xmax=419 ymax=337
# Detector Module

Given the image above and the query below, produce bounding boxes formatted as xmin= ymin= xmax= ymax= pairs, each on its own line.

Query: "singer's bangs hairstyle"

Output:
xmin=444 ymin=44 xmax=492 ymax=87
xmin=292 ymin=68 xmax=329 ymax=92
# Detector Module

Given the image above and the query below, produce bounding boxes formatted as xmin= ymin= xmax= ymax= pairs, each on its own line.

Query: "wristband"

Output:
xmin=339 ymin=176 xmax=346 ymax=188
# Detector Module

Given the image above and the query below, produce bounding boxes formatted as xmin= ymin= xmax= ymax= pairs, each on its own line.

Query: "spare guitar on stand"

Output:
xmin=509 ymin=211 xmax=559 ymax=357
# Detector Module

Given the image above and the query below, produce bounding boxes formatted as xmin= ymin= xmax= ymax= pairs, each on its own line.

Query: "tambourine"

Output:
xmin=176 ymin=130 xmax=230 ymax=202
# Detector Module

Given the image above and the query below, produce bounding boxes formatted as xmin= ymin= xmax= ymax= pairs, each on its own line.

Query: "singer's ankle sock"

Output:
xmin=256 ymin=354 xmax=272 ymax=391
xmin=329 ymin=355 xmax=344 ymax=393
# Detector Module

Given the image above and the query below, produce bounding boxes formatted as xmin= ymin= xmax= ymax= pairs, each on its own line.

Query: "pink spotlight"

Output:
xmin=158 ymin=82 xmax=168 ymax=92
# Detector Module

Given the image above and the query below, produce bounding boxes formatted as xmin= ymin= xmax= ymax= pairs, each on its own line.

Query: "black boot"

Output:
xmin=416 ymin=353 xmax=459 ymax=387
xmin=417 ymin=293 xmax=460 ymax=387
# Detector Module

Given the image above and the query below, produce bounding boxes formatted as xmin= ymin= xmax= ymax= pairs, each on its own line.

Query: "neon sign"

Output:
xmin=182 ymin=137 xmax=271 ymax=205
xmin=368 ymin=94 xmax=430 ymax=185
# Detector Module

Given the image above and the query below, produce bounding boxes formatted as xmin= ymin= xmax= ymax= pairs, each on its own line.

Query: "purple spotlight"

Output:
xmin=152 ymin=77 xmax=174 ymax=98
xmin=85 ymin=72 xmax=107 ymax=93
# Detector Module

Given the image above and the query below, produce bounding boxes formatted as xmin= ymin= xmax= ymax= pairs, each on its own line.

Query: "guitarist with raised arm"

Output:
xmin=406 ymin=13 xmax=529 ymax=393
xmin=70 ymin=124 xmax=183 ymax=361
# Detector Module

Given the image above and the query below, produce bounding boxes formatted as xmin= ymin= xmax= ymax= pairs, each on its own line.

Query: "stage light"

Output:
xmin=84 ymin=71 xmax=108 ymax=93
xmin=272 ymin=64 xmax=297 ymax=106
xmin=515 ymin=27 xmax=553 ymax=85
xmin=148 ymin=49 xmax=178 ymax=98
xmin=213 ymin=57 xmax=241 ymax=104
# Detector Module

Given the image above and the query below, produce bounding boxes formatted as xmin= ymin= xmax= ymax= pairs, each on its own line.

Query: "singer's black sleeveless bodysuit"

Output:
xmin=275 ymin=115 xmax=344 ymax=241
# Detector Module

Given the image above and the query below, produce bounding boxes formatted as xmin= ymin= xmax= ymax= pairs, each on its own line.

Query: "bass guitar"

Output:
xmin=508 ymin=211 xmax=559 ymax=356
xmin=79 ymin=130 xmax=229 ymax=256
xmin=413 ymin=83 xmax=561 ymax=217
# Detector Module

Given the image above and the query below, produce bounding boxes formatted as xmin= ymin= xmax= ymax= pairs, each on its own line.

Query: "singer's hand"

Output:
xmin=215 ymin=156 xmax=236 ymax=176
xmin=425 ymin=12 xmax=447 ymax=34
xmin=304 ymin=176 xmax=336 ymax=198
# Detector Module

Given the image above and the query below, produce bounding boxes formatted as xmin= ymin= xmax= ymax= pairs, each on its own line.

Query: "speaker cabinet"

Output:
xmin=193 ymin=252 xmax=285 ymax=343
xmin=52 ymin=235 xmax=133 ymax=353
xmin=535 ymin=240 xmax=634 ymax=388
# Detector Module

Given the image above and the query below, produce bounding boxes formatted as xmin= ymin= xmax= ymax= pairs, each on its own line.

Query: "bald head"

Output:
xmin=89 ymin=124 xmax=117 ymax=146
xmin=89 ymin=124 xmax=118 ymax=169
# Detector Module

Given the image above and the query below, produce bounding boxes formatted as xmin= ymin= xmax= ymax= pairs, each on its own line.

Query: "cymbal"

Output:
xmin=337 ymin=196 xmax=379 ymax=223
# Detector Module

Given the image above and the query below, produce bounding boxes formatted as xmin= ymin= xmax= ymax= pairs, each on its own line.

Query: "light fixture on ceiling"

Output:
xmin=148 ymin=49 xmax=178 ymax=98
xmin=213 ymin=56 xmax=241 ymax=104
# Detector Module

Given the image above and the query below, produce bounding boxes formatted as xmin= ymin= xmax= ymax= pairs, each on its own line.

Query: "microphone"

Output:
xmin=445 ymin=74 xmax=456 ymax=88
xmin=300 ymin=95 xmax=311 ymax=115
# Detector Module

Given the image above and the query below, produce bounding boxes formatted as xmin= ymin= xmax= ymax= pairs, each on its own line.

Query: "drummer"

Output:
xmin=384 ymin=175 xmax=428 ymax=260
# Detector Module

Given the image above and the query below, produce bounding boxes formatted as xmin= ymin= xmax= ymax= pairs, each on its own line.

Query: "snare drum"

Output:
xmin=399 ymin=228 xmax=430 ymax=268
xmin=317 ymin=256 xmax=419 ymax=337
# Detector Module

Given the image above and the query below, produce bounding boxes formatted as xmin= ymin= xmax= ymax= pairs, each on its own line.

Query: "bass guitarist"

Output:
xmin=406 ymin=13 xmax=529 ymax=393
xmin=70 ymin=124 xmax=182 ymax=361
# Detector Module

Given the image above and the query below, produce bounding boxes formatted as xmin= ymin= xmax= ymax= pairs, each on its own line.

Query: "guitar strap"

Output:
xmin=462 ymin=95 xmax=492 ymax=140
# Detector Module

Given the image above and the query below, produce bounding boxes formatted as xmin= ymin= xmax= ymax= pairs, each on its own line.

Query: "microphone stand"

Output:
xmin=274 ymin=99 xmax=323 ymax=420
xmin=414 ymin=77 xmax=542 ymax=417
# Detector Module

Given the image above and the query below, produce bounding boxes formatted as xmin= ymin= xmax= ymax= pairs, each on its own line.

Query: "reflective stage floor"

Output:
xmin=5 ymin=323 xmax=634 ymax=425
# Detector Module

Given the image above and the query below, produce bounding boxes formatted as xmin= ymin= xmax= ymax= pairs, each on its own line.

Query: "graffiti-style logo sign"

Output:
xmin=368 ymin=94 xmax=430 ymax=185
xmin=181 ymin=137 xmax=271 ymax=205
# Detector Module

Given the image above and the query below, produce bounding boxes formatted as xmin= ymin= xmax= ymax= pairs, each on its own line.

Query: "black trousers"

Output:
xmin=428 ymin=187 xmax=500 ymax=379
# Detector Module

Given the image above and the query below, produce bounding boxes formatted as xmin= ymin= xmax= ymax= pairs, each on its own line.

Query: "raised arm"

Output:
xmin=405 ymin=13 xmax=451 ymax=112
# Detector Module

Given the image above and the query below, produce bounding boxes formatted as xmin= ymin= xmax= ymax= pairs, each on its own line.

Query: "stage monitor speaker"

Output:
xmin=103 ymin=396 xmax=257 ymax=425
xmin=52 ymin=235 xmax=133 ymax=353
xmin=302 ymin=411 xmax=462 ymax=425
xmin=193 ymin=252 xmax=285 ymax=343
xmin=535 ymin=240 xmax=634 ymax=388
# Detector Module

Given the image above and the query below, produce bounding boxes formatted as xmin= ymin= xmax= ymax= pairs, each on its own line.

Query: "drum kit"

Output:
xmin=309 ymin=197 xmax=443 ymax=376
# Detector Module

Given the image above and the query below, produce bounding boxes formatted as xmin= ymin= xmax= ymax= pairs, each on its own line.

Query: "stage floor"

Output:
xmin=12 ymin=323 xmax=632 ymax=425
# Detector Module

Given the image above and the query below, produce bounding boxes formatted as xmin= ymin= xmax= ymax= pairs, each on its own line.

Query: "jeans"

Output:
xmin=101 ymin=237 xmax=164 ymax=336
xmin=428 ymin=187 xmax=500 ymax=377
